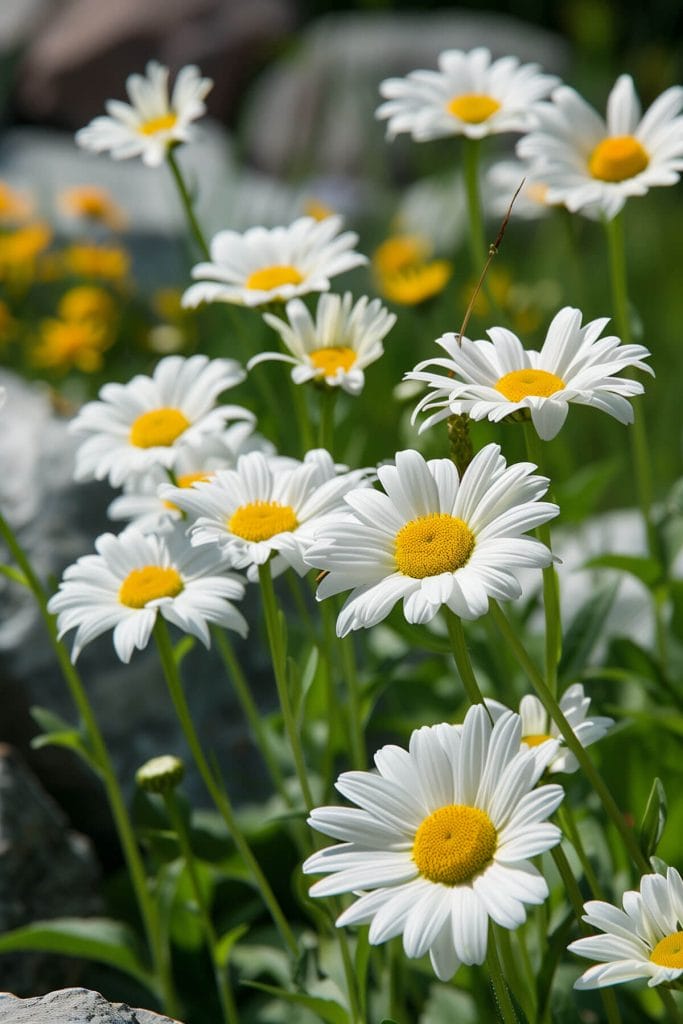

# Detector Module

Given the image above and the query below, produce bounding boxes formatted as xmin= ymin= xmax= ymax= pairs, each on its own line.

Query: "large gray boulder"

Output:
xmin=0 ymin=987 xmax=181 ymax=1023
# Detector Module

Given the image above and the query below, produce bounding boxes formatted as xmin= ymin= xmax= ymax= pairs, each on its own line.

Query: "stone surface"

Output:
xmin=0 ymin=987 xmax=181 ymax=1023
xmin=0 ymin=747 xmax=101 ymax=995
xmin=242 ymin=10 xmax=570 ymax=177
xmin=15 ymin=0 xmax=295 ymax=128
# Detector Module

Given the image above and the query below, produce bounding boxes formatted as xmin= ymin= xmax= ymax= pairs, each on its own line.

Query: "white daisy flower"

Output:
xmin=160 ymin=449 xmax=370 ymax=579
xmin=48 ymin=525 xmax=247 ymax=663
xmin=107 ymin=422 xmax=274 ymax=534
xmin=569 ymin=867 xmax=683 ymax=989
xmin=487 ymin=684 xmax=614 ymax=774
xmin=376 ymin=46 xmax=558 ymax=143
xmin=517 ymin=75 xmax=683 ymax=220
xmin=486 ymin=159 xmax=557 ymax=220
xmin=75 ymin=62 xmax=212 ymax=168
xmin=70 ymin=355 xmax=252 ymax=488
xmin=304 ymin=704 xmax=564 ymax=981
xmin=181 ymin=216 xmax=367 ymax=310
xmin=305 ymin=443 xmax=557 ymax=636
xmin=408 ymin=306 xmax=652 ymax=441
xmin=247 ymin=292 xmax=396 ymax=395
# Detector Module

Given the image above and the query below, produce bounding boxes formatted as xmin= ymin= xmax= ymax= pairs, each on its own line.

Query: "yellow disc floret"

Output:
xmin=650 ymin=931 xmax=683 ymax=969
xmin=245 ymin=265 xmax=304 ymax=291
xmin=447 ymin=94 xmax=501 ymax=124
xmin=119 ymin=566 xmax=183 ymax=608
xmin=129 ymin=408 xmax=191 ymax=449
xmin=228 ymin=501 xmax=299 ymax=542
xmin=588 ymin=135 xmax=649 ymax=182
xmin=395 ymin=513 xmax=475 ymax=579
xmin=309 ymin=346 xmax=357 ymax=376
xmin=522 ymin=732 xmax=554 ymax=747
xmin=163 ymin=472 xmax=213 ymax=511
xmin=413 ymin=804 xmax=497 ymax=886
xmin=139 ymin=112 xmax=178 ymax=136
xmin=495 ymin=368 xmax=565 ymax=402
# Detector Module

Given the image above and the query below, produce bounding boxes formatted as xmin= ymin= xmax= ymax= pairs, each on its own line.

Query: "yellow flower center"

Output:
xmin=522 ymin=732 xmax=553 ymax=747
xmin=395 ymin=513 xmax=475 ymax=579
xmin=495 ymin=368 xmax=565 ymax=402
xmin=588 ymin=135 xmax=649 ymax=182
xmin=413 ymin=804 xmax=497 ymax=886
xmin=446 ymin=93 xmax=501 ymax=124
xmin=228 ymin=500 xmax=299 ymax=542
xmin=119 ymin=565 xmax=183 ymax=608
xmin=309 ymin=346 xmax=357 ymax=375
xmin=138 ymin=112 xmax=178 ymax=136
xmin=129 ymin=407 xmax=191 ymax=449
xmin=650 ymin=931 xmax=683 ymax=969
xmin=245 ymin=265 xmax=304 ymax=291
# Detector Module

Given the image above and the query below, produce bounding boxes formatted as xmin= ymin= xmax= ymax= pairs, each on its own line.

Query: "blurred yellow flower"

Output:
xmin=373 ymin=234 xmax=432 ymax=277
xmin=0 ymin=299 xmax=16 ymax=347
xmin=32 ymin=317 xmax=113 ymax=373
xmin=0 ymin=223 xmax=52 ymax=278
xmin=62 ymin=243 xmax=130 ymax=281
xmin=59 ymin=185 xmax=128 ymax=231
xmin=379 ymin=260 xmax=453 ymax=306
xmin=58 ymin=285 xmax=116 ymax=323
xmin=303 ymin=198 xmax=335 ymax=221
xmin=372 ymin=232 xmax=452 ymax=306
xmin=0 ymin=181 xmax=34 ymax=224
xmin=152 ymin=287 xmax=184 ymax=322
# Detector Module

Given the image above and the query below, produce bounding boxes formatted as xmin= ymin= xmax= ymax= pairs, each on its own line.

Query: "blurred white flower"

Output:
xmin=76 ymin=62 xmax=213 ymax=168
xmin=376 ymin=47 xmax=558 ymax=142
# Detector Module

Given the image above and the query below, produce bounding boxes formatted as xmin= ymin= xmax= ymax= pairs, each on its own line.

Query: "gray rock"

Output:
xmin=0 ymin=987 xmax=181 ymax=1023
xmin=0 ymin=747 xmax=101 ymax=994
xmin=243 ymin=10 xmax=570 ymax=177
xmin=15 ymin=0 xmax=295 ymax=128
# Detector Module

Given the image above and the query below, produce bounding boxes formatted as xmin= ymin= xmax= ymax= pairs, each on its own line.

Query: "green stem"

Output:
xmin=153 ymin=619 xmax=299 ymax=959
xmin=495 ymin=925 xmax=536 ymax=1022
xmin=163 ymin=789 xmax=239 ymax=1024
xmin=0 ymin=513 xmax=178 ymax=1016
xmin=486 ymin=924 xmax=519 ymax=1024
xmin=317 ymin=386 xmax=338 ymax=454
xmin=257 ymin=562 xmax=315 ymax=812
xmin=489 ymin=601 xmax=650 ymax=874
xmin=444 ymin=610 xmax=491 ymax=716
xmin=211 ymin=627 xmax=291 ymax=806
xmin=463 ymin=138 xmax=487 ymax=273
xmin=658 ymin=987 xmax=683 ymax=1024
xmin=339 ymin=632 xmax=366 ymax=770
xmin=551 ymin=844 xmax=585 ymax=922
xmin=166 ymin=147 xmax=211 ymax=260
xmin=523 ymin=422 xmax=562 ymax=697
xmin=557 ymin=803 xmax=604 ymax=899
xmin=336 ymin=921 xmax=364 ymax=1024
xmin=291 ymin=376 xmax=315 ymax=456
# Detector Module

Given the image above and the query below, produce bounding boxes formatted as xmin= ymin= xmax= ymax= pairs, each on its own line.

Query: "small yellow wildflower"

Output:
xmin=62 ymin=243 xmax=130 ymax=281
xmin=373 ymin=234 xmax=432 ymax=277
xmin=32 ymin=317 xmax=113 ymax=374
xmin=379 ymin=260 xmax=453 ymax=306
xmin=58 ymin=285 xmax=116 ymax=324
xmin=152 ymin=287 xmax=184 ymax=323
xmin=0 ymin=223 xmax=52 ymax=279
xmin=59 ymin=185 xmax=127 ymax=231
xmin=303 ymin=198 xmax=335 ymax=221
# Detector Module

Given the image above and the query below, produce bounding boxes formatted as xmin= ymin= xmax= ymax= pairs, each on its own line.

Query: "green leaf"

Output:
xmin=0 ymin=918 xmax=155 ymax=993
xmin=583 ymin=553 xmax=663 ymax=589
xmin=553 ymin=458 xmax=620 ymax=522
xmin=29 ymin=706 xmax=99 ymax=771
xmin=173 ymin=634 xmax=196 ymax=665
xmin=650 ymin=856 xmax=669 ymax=876
xmin=242 ymin=982 xmax=348 ymax=1024
xmin=216 ymin=923 xmax=249 ymax=969
xmin=639 ymin=778 xmax=667 ymax=859
xmin=0 ymin=563 xmax=29 ymax=586
xmin=558 ymin=583 xmax=617 ymax=684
